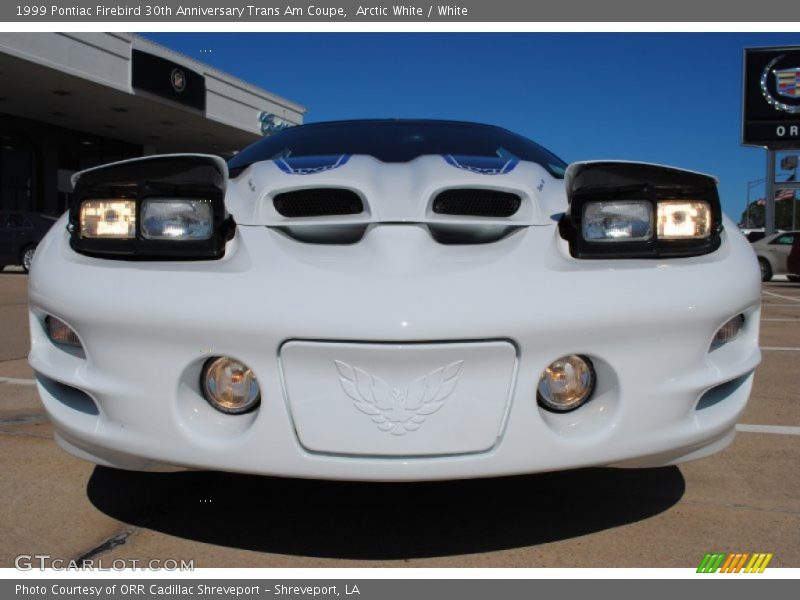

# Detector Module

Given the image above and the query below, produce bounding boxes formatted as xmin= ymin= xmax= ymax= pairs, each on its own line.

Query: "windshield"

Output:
xmin=228 ymin=120 xmax=566 ymax=178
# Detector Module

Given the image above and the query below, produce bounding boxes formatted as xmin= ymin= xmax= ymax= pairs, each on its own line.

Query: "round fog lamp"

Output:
xmin=537 ymin=355 xmax=596 ymax=412
xmin=201 ymin=357 xmax=261 ymax=414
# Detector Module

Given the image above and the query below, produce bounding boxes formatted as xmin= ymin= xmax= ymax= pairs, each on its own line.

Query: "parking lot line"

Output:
xmin=761 ymin=303 xmax=800 ymax=307
xmin=760 ymin=346 xmax=800 ymax=351
xmin=762 ymin=290 xmax=800 ymax=303
xmin=736 ymin=423 xmax=800 ymax=436
xmin=0 ymin=376 xmax=35 ymax=386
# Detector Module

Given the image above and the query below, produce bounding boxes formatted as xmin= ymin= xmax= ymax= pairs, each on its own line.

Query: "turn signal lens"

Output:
xmin=46 ymin=316 xmax=80 ymax=347
xmin=582 ymin=201 xmax=653 ymax=242
xmin=45 ymin=316 xmax=85 ymax=357
xmin=711 ymin=315 xmax=744 ymax=349
xmin=80 ymin=199 xmax=136 ymax=239
xmin=201 ymin=356 xmax=260 ymax=414
xmin=537 ymin=355 xmax=596 ymax=412
xmin=657 ymin=200 xmax=712 ymax=239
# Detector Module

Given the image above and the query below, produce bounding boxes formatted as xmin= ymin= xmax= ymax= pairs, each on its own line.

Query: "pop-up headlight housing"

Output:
xmin=560 ymin=162 xmax=722 ymax=259
xmin=69 ymin=155 xmax=234 ymax=259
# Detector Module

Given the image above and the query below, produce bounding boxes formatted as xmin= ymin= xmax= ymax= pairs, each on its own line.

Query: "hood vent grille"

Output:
xmin=273 ymin=188 xmax=364 ymax=218
xmin=433 ymin=189 xmax=522 ymax=218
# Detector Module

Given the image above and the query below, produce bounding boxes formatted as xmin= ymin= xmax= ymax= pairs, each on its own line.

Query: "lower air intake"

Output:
xmin=273 ymin=189 xmax=364 ymax=217
xmin=433 ymin=189 xmax=522 ymax=218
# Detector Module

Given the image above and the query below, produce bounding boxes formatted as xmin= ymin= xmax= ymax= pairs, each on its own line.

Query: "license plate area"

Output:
xmin=280 ymin=340 xmax=517 ymax=457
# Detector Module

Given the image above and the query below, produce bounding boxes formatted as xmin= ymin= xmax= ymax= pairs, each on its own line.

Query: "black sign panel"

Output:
xmin=744 ymin=47 xmax=800 ymax=147
xmin=131 ymin=50 xmax=206 ymax=111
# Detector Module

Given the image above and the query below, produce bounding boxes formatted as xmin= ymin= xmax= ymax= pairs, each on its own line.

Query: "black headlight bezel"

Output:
xmin=69 ymin=155 xmax=235 ymax=260
xmin=559 ymin=162 xmax=723 ymax=259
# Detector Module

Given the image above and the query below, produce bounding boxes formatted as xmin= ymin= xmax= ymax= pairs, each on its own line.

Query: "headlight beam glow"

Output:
xmin=79 ymin=200 xmax=136 ymax=239
xmin=657 ymin=200 xmax=712 ymax=240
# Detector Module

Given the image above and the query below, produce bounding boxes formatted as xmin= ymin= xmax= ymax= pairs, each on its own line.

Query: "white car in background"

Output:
xmin=750 ymin=230 xmax=800 ymax=281
xmin=27 ymin=120 xmax=761 ymax=480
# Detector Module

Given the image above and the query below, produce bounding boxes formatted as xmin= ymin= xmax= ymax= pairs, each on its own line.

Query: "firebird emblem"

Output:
xmin=334 ymin=360 xmax=464 ymax=436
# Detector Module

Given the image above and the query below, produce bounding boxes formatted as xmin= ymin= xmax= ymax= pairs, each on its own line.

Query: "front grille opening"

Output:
xmin=433 ymin=189 xmax=522 ymax=218
xmin=427 ymin=223 xmax=521 ymax=244
xmin=273 ymin=188 xmax=364 ymax=218
xmin=696 ymin=374 xmax=750 ymax=411
xmin=35 ymin=373 xmax=99 ymax=416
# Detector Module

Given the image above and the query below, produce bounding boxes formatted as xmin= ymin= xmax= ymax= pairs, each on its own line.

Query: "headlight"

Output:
xmin=79 ymin=200 xmax=136 ymax=239
xmin=657 ymin=200 xmax=712 ymax=239
xmin=582 ymin=201 xmax=653 ymax=242
xmin=141 ymin=199 xmax=214 ymax=240
xmin=561 ymin=162 xmax=722 ymax=259
xmin=68 ymin=155 xmax=234 ymax=260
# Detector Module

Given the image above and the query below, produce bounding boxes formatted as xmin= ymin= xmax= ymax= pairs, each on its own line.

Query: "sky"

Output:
xmin=144 ymin=32 xmax=800 ymax=219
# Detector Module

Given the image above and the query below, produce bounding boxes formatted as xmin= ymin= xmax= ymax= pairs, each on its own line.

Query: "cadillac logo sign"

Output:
xmin=760 ymin=56 xmax=800 ymax=114
xmin=776 ymin=67 xmax=800 ymax=99
xmin=170 ymin=68 xmax=186 ymax=93
xmin=131 ymin=50 xmax=205 ymax=111
xmin=744 ymin=47 xmax=800 ymax=146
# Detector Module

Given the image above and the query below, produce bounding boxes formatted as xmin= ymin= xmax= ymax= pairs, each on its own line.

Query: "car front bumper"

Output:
xmin=28 ymin=217 xmax=762 ymax=480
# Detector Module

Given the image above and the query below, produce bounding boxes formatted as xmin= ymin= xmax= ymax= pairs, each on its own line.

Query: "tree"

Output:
xmin=740 ymin=198 xmax=800 ymax=229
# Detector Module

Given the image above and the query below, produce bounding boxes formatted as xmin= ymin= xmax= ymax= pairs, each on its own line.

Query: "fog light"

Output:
xmin=45 ymin=316 xmax=85 ymax=357
xmin=537 ymin=354 xmax=596 ymax=412
xmin=201 ymin=356 xmax=260 ymax=414
xmin=711 ymin=315 xmax=744 ymax=349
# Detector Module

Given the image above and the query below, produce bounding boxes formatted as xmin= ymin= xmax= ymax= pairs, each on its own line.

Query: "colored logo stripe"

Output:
xmin=697 ymin=552 xmax=773 ymax=573
xmin=745 ymin=553 xmax=773 ymax=573
xmin=274 ymin=155 xmax=350 ymax=175
xmin=442 ymin=154 xmax=519 ymax=175
xmin=697 ymin=553 xmax=726 ymax=573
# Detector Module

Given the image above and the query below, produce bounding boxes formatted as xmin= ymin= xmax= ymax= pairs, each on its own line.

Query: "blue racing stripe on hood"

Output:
xmin=443 ymin=155 xmax=519 ymax=175
xmin=275 ymin=155 xmax=351 ymax=175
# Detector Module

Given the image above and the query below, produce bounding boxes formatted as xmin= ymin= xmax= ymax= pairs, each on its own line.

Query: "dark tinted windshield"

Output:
xmin=228 ymin=120 xmax=566 ymax=178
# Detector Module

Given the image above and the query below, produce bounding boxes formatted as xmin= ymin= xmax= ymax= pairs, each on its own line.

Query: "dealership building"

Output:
xmin=0 ymin=32 xmax=305 ymax=215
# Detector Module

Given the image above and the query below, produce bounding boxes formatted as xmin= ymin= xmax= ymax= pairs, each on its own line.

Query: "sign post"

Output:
xmin=765 ymin=150 xmax=776 ymax=233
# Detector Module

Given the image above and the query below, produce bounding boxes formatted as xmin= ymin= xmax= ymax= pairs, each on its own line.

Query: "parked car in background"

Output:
xmin=0 ymin=211 xmax=57 ymax=273
xmin=739 ymin=227 xmax=768 ymax=243
xmin=750 ymin=230 xmax=800 ymax=281
xmin=788 ymin=236 xmax=800 ymax=281
xmin=746 ymin=231 xmax=767 ymax=243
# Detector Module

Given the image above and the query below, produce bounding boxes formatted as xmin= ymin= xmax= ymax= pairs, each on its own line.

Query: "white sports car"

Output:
xmin=28 ymin=119 xmax=762 ymax=481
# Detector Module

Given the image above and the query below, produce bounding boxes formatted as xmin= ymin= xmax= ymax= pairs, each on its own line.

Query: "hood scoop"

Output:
xmin=272 ymin=186 xmax=523 ymax=245
xmin=276 ymin=220 xmax=520 ymax=245
xmin=432 ymin=188 xmax=522 ymax=217
xmin=226 ymin=155 xmax=565 ymax=244
xmin=273 ymin=188 xmax=364 ymax=217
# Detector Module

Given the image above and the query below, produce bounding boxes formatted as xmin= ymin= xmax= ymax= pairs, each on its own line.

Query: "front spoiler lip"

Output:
xmin=31 ymin=349 xmax=759 ymax=481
